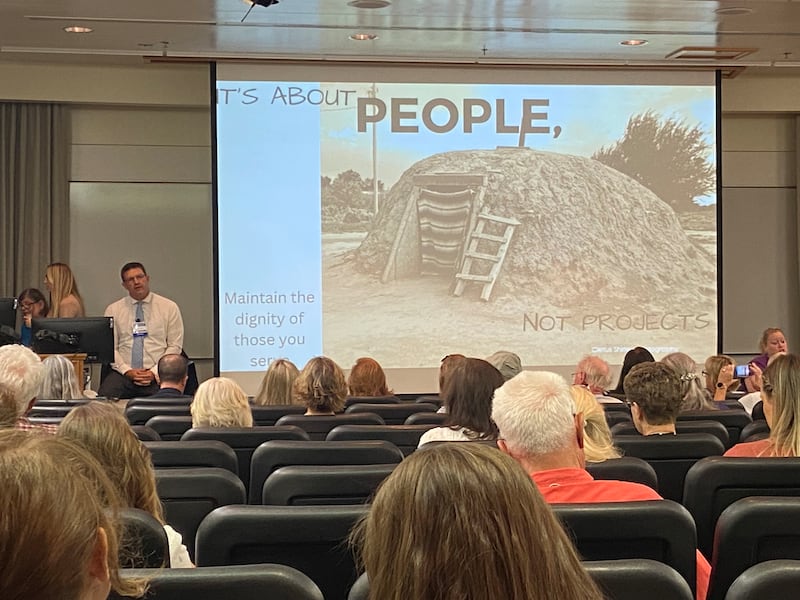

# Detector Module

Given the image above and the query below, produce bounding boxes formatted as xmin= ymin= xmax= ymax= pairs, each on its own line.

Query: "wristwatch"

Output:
xmin=716 ymin=382 xmax=725 ymax=389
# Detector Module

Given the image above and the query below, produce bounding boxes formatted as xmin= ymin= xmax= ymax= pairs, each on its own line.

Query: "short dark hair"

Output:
xmin=624 ymin=362 xmax=683 ymax=425
xmin=120 ymin=262 xmax=147 ymax=281
xmin=157 ymin=354 xmax=188 ymax=384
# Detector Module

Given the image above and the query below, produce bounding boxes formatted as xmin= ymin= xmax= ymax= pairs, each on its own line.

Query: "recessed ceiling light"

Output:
xmin=715 ymin=7 xmax=754 ymax=16
xmin=620 ymin=39 xmax=648 ymax=47
xmin=350 ymin=33 xmax=378 ymax=41
xmin=348 ymin=0 xmax=390 ymax=8
xmin=63 ymin=25 xmax=93 ymax=33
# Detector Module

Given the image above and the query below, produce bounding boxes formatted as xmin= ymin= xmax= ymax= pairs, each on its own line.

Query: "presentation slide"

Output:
xmin=215 ymin=66 xmax=718 ymax=392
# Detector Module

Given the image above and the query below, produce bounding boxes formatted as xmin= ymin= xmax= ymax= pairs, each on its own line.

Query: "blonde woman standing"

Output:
xmin=44 ymin=262 xmax=85 ymax=318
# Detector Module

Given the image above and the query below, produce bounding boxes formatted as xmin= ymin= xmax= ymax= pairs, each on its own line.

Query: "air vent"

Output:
xmin=665 ymin=46 xmax=757 ymax=61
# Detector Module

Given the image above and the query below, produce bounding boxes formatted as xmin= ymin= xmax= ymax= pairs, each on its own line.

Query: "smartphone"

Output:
xmin=734 ymin=365 xmax=751 ymax=378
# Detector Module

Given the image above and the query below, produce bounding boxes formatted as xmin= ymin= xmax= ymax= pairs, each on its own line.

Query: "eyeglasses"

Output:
xmin=19 ymin=301 xmax=37 ymax=310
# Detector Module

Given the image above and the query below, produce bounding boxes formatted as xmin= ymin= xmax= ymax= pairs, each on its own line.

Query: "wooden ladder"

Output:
xmin=453 ymin=213 xmax=520 ymax=301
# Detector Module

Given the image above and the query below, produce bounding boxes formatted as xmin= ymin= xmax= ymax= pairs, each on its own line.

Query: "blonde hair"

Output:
xmin=254 ymin=359 xmax=300 ymax=406
xmin=39 ymin=354 xmax=84 ymax=400
xmin=704 ymin=355 xmax=739 ymax=394
xmin=661 ymin=352 xmax=716 ymax=412
xmin=351 ymin=443 xmax=602 ymax=600
xmin=348 ymin=357 xmax=392 ymax=397
xmin=59 ymin=401 xmax=165 ymax=523
xmin=293 ymin=356 xmax=347 ymax=413
xmin=570 ymin=385 xmax=621 ymax=462
xmin=191 ymin=377 xmax=253 ymax=428
xmin=761 ymin=353 xmax=800 ymax=457
xmin=45 ymin=262 xmax=85 ymax=318
xmin=0 ymin=429 xmax=144 ymax=599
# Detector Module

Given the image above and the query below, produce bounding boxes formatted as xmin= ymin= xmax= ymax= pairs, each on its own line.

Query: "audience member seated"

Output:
xmin=350 ymin=443 xmax=603 ymax=600
xmin=738 ymin=352 xmax=786 ymax=415
xmin=44 ymin=262 xmax=85 ymax=318
xmin=491 ymin=370 xmax=710 ymax=600
xmin=610 ymin=346 xmax=654 ymax=395
xmin=0 ymin=344 xmax=55 ymax=433
xmin=191 ymin=377 xmax=253 ymax=428
xmin=294 ymin=355 xmax=347 ymax=415
xmin=59 ymin=401 xmax=193 ymax=567
xmin=570 ymin=385 xmax=621 ymax=462
xmin=99 ymin=261 xmax=184 ymax=399
xmin=746 ymin=327 xmax=788 ymax=392
xmin=485 ymin=350 xmax=522 ymax=381
xmin=0 ymin=429 xmax=144 ymax=600
xmin=418 ymin=357 xmax=503 ymax=447
xmin=573 ymin=355 xmax=618 ymax=403
xmin=725 ymin=353 xmax=800 ymax=457
xmin=16 ymin=287 xmax=47 ymax=347
xmin=39 ymin=354 xmax=85 ymax=400
xmin=662 ymin=352 xmax=717 ymax=412
xmin=150 ymin=354 xmax=190 ymax=399
xmin=703 ymin=355 xmax=738 ymax=405
xmin=625 ymin=362 xmax=683 ymax=435
xmin=253 ymin=358 xmax=299 ymax=406
xmin=347 ymin=357 xmax=392 ymax=397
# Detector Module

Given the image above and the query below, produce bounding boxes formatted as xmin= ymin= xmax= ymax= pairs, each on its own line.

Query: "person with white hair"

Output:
xmin=572 ymin=355 xmax=619 ymax=403
xmin=39 ymin=354 xmax=84 ymax=400
xmin=484 ymin=350 xmax=522 ymax=382
xmin=0 ymin=344 xmax=54 ymax=432
xmin=491 ymin=370 xmax=710 ymax=600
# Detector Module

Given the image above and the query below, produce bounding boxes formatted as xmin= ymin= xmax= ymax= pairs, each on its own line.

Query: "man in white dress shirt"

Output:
xmin=98 ymin=262 xmax=184 ymax=399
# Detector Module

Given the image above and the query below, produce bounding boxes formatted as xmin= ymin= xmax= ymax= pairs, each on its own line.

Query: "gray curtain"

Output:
xmin=0 ymin=102 xmax=71 ymax=297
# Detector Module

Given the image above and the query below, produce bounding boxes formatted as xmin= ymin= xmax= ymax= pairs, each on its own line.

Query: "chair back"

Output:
xmin=196 ymin=505 xmax=366 ymax=600
xmin=604 ymin=411 xmax=632 ymax=428
xmin=146 ymin=440 xmax=239 ymax=475
xmin=347 ymin=559 xmax=693 ymax=600
xmin=404 ymin=411 xmax=447 ymax=426
xmin=725 ymin=560 xmax=800 ymax=600
xmin=677 ymin=409 xmax=751 ymax=445
xmin=250 ymin=404 xmax=306 ymax=426
xmin=119 ymin=508 xmax=170 ymax=568
xmin=707 ymin=497 xmax=800 ymax=600
xmin=682 ymin=456 xmax=800 ymax=557
xmin=414 ymin=394 xmax=442 ymax=407
xmin=180 ymin=426 xmax=310 ymax=491
xmin=109 ymin=564 xmax=324 ymax=600
xmin=27 ymin=404 xmax=74 ymax=419
xmin=751 ymin=401 xmax=765 ymax=422
xmin=585 ymin=457 xmax=659 ymax=491
xmin=155 ymin=467 xmax=246 ymax=562
xmin=326 ymin=424 xmax=437 ymax=456
xmin=131 ymin=425 xmax=161 ymax=441
xmin=611 ymin=420 xmax=730 ymax=448
xmin=262 ymin=464 xmax=396 ymax=505
xmin=145 ymin=415 xmax=193 ymax=441
xmin=274 ymin=413 xmax=385 ymax=441
xmin=614 ymin=433 xmax=725 ymax=502
xmin=739 ymin=420 xmax=769 ymax=443
xmin=248 ymin=440 xmax=404 ymax=504
xmin=345 ymin=402 xmax=438 ymax=425
xmin=552 ymin=500 xmax=698 ymax=595
xmin=127 ymin=396 xmax=193 ymax=407
xmin=126 ymin=404 xmax=190 ymax=426
xmin=344 ymin=395 xmax=400 ymax=408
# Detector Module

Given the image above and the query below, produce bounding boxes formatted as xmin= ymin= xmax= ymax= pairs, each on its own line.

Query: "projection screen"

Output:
xmin=214 ymin=64 xmax=719 ymax=393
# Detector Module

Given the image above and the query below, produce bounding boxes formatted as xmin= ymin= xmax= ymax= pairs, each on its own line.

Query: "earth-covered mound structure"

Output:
xmin=351 ymin=147 xmax=715 ymax=308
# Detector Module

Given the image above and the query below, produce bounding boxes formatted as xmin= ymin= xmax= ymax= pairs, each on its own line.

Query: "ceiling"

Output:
xmin=2 ymin=0 xmax=800 ymax=73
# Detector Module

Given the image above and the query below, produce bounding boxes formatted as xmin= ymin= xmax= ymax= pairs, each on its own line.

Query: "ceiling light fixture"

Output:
xmin=715 ymin=7 xmax=754 ymax=16
xmin=348 ymin=0 xmax=391 ymax=8
xmin=350 ymin=33 xmax=378 ymax=41
xmin=63 ymin=25 xmax=93 ymax=33
xmin=620 ymin=39 xmax=648 ymax=47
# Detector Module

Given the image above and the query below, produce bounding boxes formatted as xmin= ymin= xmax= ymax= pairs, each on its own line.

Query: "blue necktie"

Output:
xmin=131 ymin=301 xmax=144 ymax=369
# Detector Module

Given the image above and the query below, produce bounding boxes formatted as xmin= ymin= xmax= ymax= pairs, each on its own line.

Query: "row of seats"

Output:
xmin=120 ymin=495 xmax=800 ymax=600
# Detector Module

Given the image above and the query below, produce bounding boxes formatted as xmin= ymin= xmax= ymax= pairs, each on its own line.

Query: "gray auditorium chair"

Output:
xmin=131 ymin=425 xmax=161 ymax=441
xmin=125 ymin=403 xmax=190 ymax=425
xmin=613 ymin=433 xmax=725 ymax=502
xmin=611 ymin=420 xmax=730 ymax=448
xmin=345 ymin=402 xmax=437 ymax=424
xmin=155 ymin=467 xmax=246 ymax=562
xmin=261 ymin=464 xmax=396 ymax=505
xmin=738 ymin=420 xmax=769 ymax=443
xmin=119 ymin=508 xmax=170 ymax=568
xmin=109 ymin=564 xmax=324 ymax=600
xmin=347 ymin=559 xmax=693 ymax=600
xmin=552 ymin=500 xmax=698 ymax=595
xmin=677 ymin=409 xmax=752 ymax=445
xmin=274 ymin=413 xmax=385 ymax=441
xmin=707 ymin=497 xmax=800 ymax=600
xmin=196 ymin=505 xmax=366 ymax=600
xmin=725 ymin=560 xmax=800 ymax=600
xmin=326 ymin=424 xmax=437 ymax=456
xmin=344 ymin=395 xmax=400 ymax=408
xmin=404 ymin=411 xmax=447 ymax=426
xmin=145 ymin=440 xmax=239 ymax=475
xmin=145 ymin=415 xmax=193 ymax=441
xmin=683 ymin=456 xmax=800 ymax=558
xmin=251 ymin=404 xmax=306 ymax=426
xmin=248 ymin=439 xmax=404 ymax=504
xmin=585 ymin=456 xmax=659 ymax=491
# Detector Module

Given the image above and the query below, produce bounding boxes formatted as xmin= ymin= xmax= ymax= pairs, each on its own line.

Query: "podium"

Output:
xmin=37 ymin=353 xmax=87 ymax=386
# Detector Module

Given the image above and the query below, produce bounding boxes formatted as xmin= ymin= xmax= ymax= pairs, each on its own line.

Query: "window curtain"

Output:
xmin=0 ymin=102 xmax=71 ymax=297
